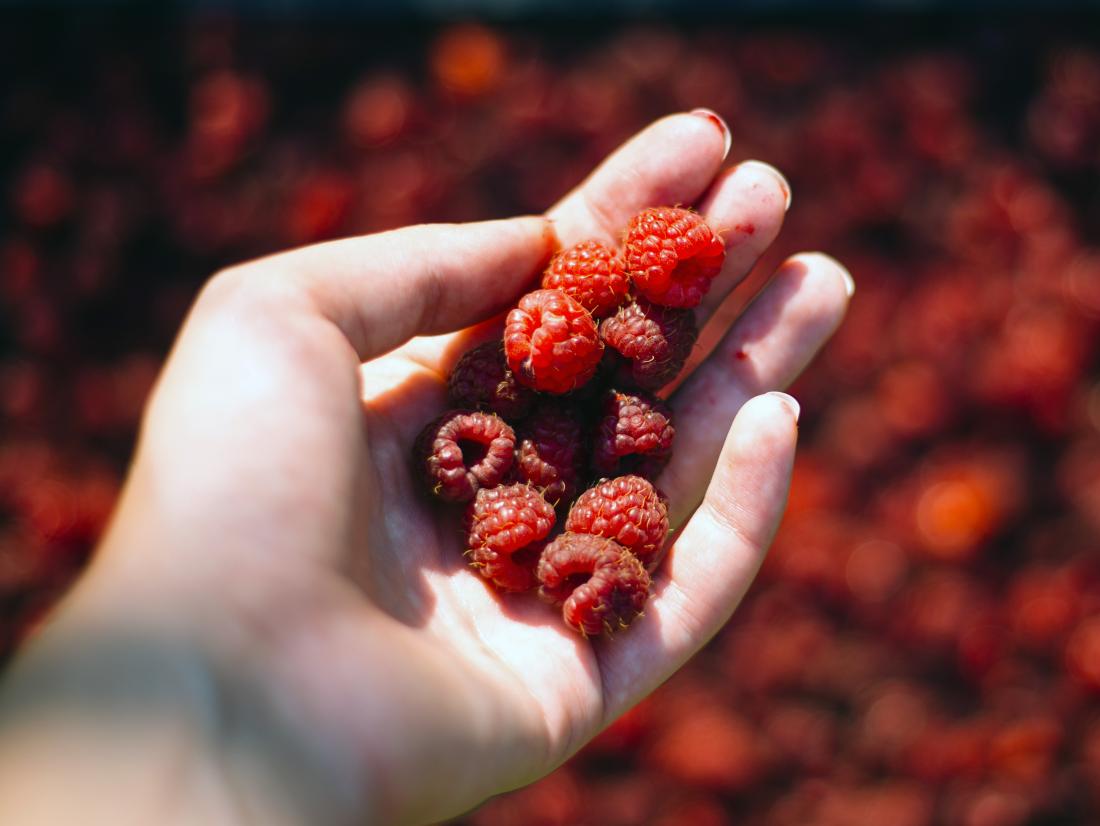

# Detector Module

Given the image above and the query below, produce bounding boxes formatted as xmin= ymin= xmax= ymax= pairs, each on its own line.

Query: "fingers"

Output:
xmin=548 ymin=112 xmax=729 ymax=247
xmin=594 ymin=392 xmax=799 ymax=718
xmin=546 ymin=109 xmax=790 ymax=346
xmin=208 ymin=217 xmax=556 ymax=362
xmin=694 ymin=160 xmax=790 ymax=325
xmin=396 ymin=111 xmax=734 ymax=376
xmin=661 ymin=252 xmax=853 ymax=526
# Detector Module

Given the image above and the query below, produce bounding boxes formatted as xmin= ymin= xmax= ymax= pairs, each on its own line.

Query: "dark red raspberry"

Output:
xmin=513 ymin=404 xmax=586 ymax=507
xmin=566 ymin=475 xmax=670 ymax=571
xmin=600 ymin=299 xmax=698 ymax=392
xmin=592 ymin=390 xmax=674 ymax=481
xmin=414 ymin=410 xmax=515 ymax=503
xmin=623 ymin=206 xmax=726 ymax=308
xmin=464 ymin=483 xmax=556 ymax=592
xmin=448 ymin=341 xmax=536 ymax=421
xmin=537 ymin=532 xmax=651 ymax=636
xmin=503 ymin=289 xmax=604 ymax=395
xmin=541 ymin=240 xmax=629 ymax=318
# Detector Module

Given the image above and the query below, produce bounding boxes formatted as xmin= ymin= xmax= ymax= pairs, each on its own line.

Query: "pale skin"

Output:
xmin=0 ymin=112 xmax=852 ymax=825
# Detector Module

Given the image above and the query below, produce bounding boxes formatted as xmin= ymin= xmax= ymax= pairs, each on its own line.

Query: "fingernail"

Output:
xmin=691 ymin=108 xmax=731 ymax=160
xmin=767 ymin=391 xmax=800 ymax=423
xmin=838 ymin=263 xmax=855 ymax=297
xmin=840 ymin=268 xmax=858 ymax=296
xmin=739 ymin=160 xmax=792 ymax=212
xmin=542 ymin=216 xmax=562 ymax=255
xmin=808 ymin=252 xmax=854 ymax=297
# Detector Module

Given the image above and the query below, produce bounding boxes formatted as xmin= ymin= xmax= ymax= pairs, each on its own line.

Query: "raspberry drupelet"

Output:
xmin=537 ymin=532 xmax=651 ymax=636
xmin=623 ymin=206 xmax=726 ymax=308
xmin=566 ymin=475 xmax=670 ymax=571
xmin=513 ymin=403 xmax=587 ymax=507
xmin=503 ymin=288 xmax=604 ymax=395
xmin=592 ymin=389 xmax=675 ymax=481
xmin=542 ymin=240 xmax=630 ymax=318
xmin=464 ymin=483 xmax=556 ymax=592
xmin=414 ymin=410 xmax=515 ymax=503
xmin=448 ymin=341 xmax=536 ymax=421
xmin=600 ymin=299 xmax=698 ymax=392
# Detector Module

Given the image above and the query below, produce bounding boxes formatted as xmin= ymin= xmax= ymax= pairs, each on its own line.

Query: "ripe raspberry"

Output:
xmin=537 ymin=532 xmax=651 ymax=636
xmin=448 ymin=341 xmax=536 ymax=421
xmin=464 ymin=483 xmax=556 ymax=592
xmin=541 ymin=240 xmax=629 ymax=318
xmin=623 ymin=207 xmax=726 ymax=308
xmin=592 ymin=390 xmax=675 ymax=481
xmin=513 ymin=404 xmax=587 ymax=507
xmin=600 ymin=299 xmax=698 ymax=392
xmin=503 ymin=289 xmax=604 ymax=395
xmin=566 ymin=475 xmax=670 ymax=571
xmin=414 ymin=410 xmax=515 ymax=503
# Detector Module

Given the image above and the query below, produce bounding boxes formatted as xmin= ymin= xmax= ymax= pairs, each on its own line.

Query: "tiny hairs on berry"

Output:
xmin=623 ymin=206 xmax=726 ymax=309
xmin=537 ymin=532 xmax=651 ymax=636
xmin=415 ymin=410 xmax=515 ymax=503
xmin=503 ymin=289 xmax=604 ymax=395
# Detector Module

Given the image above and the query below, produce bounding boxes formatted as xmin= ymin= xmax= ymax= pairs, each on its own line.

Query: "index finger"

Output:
xmin=548 ymin=110 xmax=731 ymax=246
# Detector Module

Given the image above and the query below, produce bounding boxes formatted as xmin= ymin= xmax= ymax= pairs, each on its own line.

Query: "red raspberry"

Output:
xmin=537 ymin=532 xmax=651 ymax=636
xmin=503 ymin=289 xmax=604 ymax=395
xmin=592 ymin=390 xmax=674 ymax=481
xmin=541 ymin=240 xmax=629 ymax=318
xmin=623 ymin=206 xmax=726 ymax=308
xmin=566 ymin=475 xmax=670 ymax=571
xmin=464 ymin=483 xmax=556 ymax=592
xmin=414 ymin=410 xmax=515 ymax=503
xmin=513 ymin=404 xmax=586 ymax=507
xmin=600 ymin=299 xmax=698 ymax=392
xmin=448 ymin=341 xmax=536 ymax=421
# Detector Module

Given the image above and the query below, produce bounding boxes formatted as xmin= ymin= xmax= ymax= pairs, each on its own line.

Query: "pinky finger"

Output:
xmin=593 ymin=391 xmax=799 ymax=720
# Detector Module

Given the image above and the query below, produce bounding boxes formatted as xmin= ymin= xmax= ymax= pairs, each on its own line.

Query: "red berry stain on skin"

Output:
xmin=734 ymin=222 xmax=756 ymax=235
xmin=735 ymin=349 xmax=748 ymax=360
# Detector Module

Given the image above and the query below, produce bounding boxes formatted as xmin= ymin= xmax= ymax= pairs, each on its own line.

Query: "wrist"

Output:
xmin=0 ymin=574 xmax=237 ymax=825
xmin=0 ymin=561 xmax=366 ymax=826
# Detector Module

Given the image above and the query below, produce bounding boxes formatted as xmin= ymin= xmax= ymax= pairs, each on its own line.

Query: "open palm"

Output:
xmin=35 ymin=114 xmax=851 ymax=825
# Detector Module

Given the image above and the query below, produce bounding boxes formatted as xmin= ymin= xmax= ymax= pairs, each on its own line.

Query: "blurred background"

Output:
xmin=3 ymin=6 xmax=1100 ymax=825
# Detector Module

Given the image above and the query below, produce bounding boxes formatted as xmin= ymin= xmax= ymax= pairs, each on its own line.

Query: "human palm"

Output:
xmin=9 ymin=113 xmax=851 ymax=826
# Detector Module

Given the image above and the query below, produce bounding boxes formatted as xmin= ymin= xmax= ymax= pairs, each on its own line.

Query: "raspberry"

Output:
xmin=414 ymin=410 xmax=515 ymax=503
xmin=541 ymin=240 xmax=629 ymax=318
xmin=513 ymin=403 xmax=587 ymax=507
xmin=592 ymin=390 xmax=675 ymax=481
xmin=537 ymin=532 xmax=651 ymax=636
xmin=464 ymin=483 xmax=556 ymax=592
xmin=448 ymin=341 xmax=536 ymax=421
xmin=503 ymin=288 xmax=604 ymax=395
xmin=600 ymin=299 xmax=698 ymax=392
xmin=566 ymin=475 xmax=670 ymax=571
xmin=623 ymin=206 xmax=726 ymax=308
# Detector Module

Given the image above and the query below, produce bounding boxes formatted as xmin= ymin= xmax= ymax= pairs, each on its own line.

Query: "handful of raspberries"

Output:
xmin=415 ymin=206 xmax=726 ymax=636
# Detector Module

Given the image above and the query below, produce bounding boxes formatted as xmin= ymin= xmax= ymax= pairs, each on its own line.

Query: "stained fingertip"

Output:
xmin=695 ymin=160 xmax=788 ymax=260
xmin=735 ymin=160 xmax=791 ymax=212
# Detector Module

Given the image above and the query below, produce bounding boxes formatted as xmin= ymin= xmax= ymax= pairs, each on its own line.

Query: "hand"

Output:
xmin=0 ymin=112 xmax=851 ymax=825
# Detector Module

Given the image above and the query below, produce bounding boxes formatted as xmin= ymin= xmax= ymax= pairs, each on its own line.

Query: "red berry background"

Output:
xmin=3 ymin=14 xmax=1100 ymax=824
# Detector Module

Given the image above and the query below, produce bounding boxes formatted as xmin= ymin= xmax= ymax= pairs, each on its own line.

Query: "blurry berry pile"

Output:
xmin=416 ymin=208 xmax=722 ymax=634
xmin=3 ymin=16 xmax=1100 ymax=825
